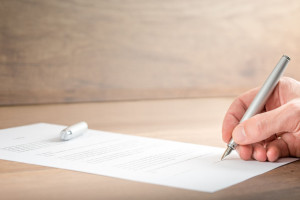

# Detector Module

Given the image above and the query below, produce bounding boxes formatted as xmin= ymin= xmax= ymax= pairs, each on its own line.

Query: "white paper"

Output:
xmin=0 ymin=123 xmax=297 ymax=192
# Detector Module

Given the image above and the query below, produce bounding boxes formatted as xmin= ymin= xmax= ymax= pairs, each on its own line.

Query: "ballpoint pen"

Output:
xmin=221 ymin=55 xmax=290 ymax=160
xmin=60 ymin=121 xmax=88 ymax=141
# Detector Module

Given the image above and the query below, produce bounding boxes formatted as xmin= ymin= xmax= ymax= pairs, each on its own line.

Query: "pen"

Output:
xmin=60 ymin=121 xmax=88 ymax=141
xmin=221 ymin=55 xmax=290 ymax=160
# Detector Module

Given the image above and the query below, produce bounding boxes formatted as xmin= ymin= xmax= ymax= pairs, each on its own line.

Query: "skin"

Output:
xmin=222 ymin=77 xmax=300 ymax=162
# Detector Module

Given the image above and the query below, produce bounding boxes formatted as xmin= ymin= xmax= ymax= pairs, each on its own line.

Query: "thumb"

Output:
xmin=232 ymin=99 xmax=300 ymax=145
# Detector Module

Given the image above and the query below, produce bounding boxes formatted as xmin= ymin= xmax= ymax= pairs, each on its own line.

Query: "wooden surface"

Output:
xmin=1 ymin=0 xmax=300 ymax=105
xmin=0 ymin=98 xmax=299 ymax=200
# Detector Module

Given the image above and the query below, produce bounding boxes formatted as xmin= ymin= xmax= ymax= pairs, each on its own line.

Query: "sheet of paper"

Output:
xmin=0 ymin=123 xmax=297 ymax=192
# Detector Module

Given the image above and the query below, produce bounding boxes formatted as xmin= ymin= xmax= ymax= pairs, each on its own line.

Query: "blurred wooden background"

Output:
xmin=1 ymin=0 xmax=300 ymax=105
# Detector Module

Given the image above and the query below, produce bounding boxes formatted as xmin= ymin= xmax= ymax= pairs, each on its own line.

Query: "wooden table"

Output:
xmin=0 ymin=98 xmax=299 ymax=200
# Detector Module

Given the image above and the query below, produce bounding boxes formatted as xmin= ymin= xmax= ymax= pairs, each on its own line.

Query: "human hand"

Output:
xmin=222 ymin=77 xmax=300 ymax=162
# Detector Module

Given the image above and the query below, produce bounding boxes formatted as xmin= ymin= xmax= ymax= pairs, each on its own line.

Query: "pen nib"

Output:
xmin=221 ymin=147 xmax=232 ymax=161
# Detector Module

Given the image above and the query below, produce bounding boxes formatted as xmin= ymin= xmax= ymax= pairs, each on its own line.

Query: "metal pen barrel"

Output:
xmin=222 ymin=55 xmax=290 ymax=160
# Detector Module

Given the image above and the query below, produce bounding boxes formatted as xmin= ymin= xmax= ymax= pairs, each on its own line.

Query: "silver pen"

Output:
xmin=221 ymin=55 xmax=290 ymax=160
xmin=60 ymin=121 xmax=88 ymax=141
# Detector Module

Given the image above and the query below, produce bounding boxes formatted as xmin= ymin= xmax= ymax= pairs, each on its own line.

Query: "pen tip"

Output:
xmin=220 ymin=147 xmax=232 ymax=161
xmin=220 ymin=154 xmax=225 ymax=161
xmin=220 ymin=153 xmax=226 ymax=161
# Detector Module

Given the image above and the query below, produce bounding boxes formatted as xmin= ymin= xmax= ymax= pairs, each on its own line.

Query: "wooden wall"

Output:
xmin=1 ymin=0 xmax=300 ymax=105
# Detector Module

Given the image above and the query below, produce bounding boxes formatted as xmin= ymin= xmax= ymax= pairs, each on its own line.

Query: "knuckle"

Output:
xmin=287 ymin=100 xmax=300 ymax=115
xmin=278 ymin=77 xmax=298 ymax=94
xmin=280 ymin=76 xmax=291 ymax=82
xmin=286 ymin=100 xmax=300 ymax=132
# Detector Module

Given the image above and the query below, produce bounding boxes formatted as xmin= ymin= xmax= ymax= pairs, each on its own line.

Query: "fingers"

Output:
xmin=232 ymin=99 xmax=300 ymax=145
xmin=280 ymin=133 xmax=300 ymax=157
xmin=252 ymin=143 xmax=267 ymax=162
xmin=222 ymin=114 xmax=239 ymax=143
xmin=266 ymin=138 xmax=290 ymax=162
xmin=236 ymin=145 xmax=252 ymax=160
xmin=238 ymin=139 xmax=290 ymax=162
xmin=237 ymin=143 xmax=267 ymax=161
xmin=222 ymin=87 xmax=260 ymax=143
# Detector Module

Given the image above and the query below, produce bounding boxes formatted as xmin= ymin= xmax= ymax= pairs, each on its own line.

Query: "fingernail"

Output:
xmin=253 ymin=151 xmax=257 ymax=160
xmin=233 ymin=125 xmax=246 ymax=143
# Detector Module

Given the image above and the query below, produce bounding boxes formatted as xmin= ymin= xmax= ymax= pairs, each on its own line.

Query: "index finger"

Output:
xmin=222 ymin=87 xmax=260 ymax=143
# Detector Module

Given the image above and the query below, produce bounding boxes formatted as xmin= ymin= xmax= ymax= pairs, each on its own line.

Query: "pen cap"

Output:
xmin=60 ymin=121 xmax=88 ymax=141
xmin=240 ymin=55 xmax=290 ymax=122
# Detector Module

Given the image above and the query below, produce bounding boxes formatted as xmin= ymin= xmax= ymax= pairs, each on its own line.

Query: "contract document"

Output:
xmin=0 ymin=123 xmax=297 ymax=192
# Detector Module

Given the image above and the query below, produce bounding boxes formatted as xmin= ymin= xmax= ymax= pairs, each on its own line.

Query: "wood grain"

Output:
xmin=1 ymin=0 xmax=300 ymax=105
xmin=0 ymin=98 xmax=299 ymax=200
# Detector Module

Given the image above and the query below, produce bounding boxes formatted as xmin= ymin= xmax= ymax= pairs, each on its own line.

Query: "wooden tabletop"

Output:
xmin=0 ymin=98 xmax=299 ymax=200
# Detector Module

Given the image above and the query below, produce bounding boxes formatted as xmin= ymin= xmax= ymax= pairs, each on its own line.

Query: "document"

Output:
xmin=0 ymin=123 xmax=297 ymax=192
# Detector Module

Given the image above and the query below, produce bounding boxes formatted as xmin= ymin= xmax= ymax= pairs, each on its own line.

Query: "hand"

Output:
xmin=222 ymin=77 xmax=300 ymax=162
